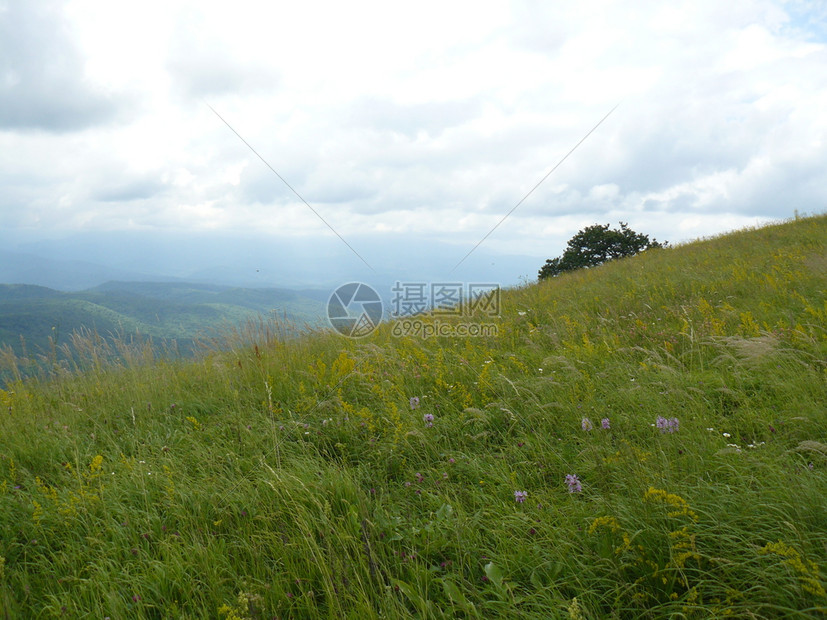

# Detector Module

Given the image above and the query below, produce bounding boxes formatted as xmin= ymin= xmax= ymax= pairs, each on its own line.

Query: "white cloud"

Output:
xmin=1 ymin=0 xmax=826 ymax=286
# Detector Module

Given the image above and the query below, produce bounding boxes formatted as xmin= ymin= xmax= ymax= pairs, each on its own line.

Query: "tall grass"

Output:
xmin=0 ymin=215 xmax=825 ymax=618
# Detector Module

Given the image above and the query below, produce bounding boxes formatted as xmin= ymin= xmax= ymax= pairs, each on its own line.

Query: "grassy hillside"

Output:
xmin=0 ymin=215 xmax=825 ymax=618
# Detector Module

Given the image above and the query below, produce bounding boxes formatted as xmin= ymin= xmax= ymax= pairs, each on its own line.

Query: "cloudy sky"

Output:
xmin=1 ymin=0 xmax=826 ymax=285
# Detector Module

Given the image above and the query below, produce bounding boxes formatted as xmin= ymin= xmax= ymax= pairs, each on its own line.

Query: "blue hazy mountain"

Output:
xmin=3 ymin=230 xmax=542 ymax=291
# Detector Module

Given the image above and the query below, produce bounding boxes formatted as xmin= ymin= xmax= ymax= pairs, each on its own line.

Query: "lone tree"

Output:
xmin=538 ymin=222 xmax=666 ymax=280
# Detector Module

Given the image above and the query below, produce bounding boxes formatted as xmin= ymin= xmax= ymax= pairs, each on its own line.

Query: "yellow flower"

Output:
xmin=644 ymin=487 xmax=698 ymax=522
xmin=760 ymin=541 xmax=826 ymax=598
xmin=567 ymin=597 xmax=586 ymax=620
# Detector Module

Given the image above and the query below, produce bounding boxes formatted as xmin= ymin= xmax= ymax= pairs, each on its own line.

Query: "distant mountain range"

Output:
xmin=0 ymin=229 xmax=544 ymax=380
xmin=0 ymin=281 xmax=328 ymax=361
xmin=0 ymin=230 xmax=543 ymax=291
xmin=0 ymin=248 xmax=182 ymax=291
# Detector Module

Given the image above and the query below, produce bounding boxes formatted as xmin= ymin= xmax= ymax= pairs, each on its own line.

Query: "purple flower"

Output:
xmin=565 ymin=474 xmax=582 ymax=493
xmin=656 ymin=416 xmax=679 ymax=433
xmin=514 ymin=490 xmax=528 ymax=503
xmin=423 ymin=413 xmax=434 ymax=428
xmin=415 ymin=472 xmax=424 ymax=482
xmin=581 ymin=418 xmax=593 ymax=431
xmin=601 ymin=418 xmax=610 ymax=429
xmin=410 ymin=396 xmax=420 ymax=409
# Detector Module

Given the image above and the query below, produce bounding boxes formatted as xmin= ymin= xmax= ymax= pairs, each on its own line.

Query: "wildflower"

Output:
xmin=423 ymin=413 xmax=434 ymax=428
xmin=568 ymin=597 xmax=585 ymax=620
xmin=514 ymin=490 xmax=528 ymax=503
xmin=415 ymin=472 xmax=424 ymax=482
xmin=581 ymin=418 xmax=593 ymax=431
xmin=565 ymin=474 xmax=582 ymax=493
xmin=601 ymin=418 xmax=610 ymax=429
xmin=409 ymin=396 xmax=420 ymax=409
xmin=656 ymin=416 xmax=679 ymax=433
xmin=448 ymin=458 xmax=455 ymax=464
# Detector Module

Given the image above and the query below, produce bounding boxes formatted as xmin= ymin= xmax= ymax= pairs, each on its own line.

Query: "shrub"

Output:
xmin=538 ymin=222 xmax=666 ymax=280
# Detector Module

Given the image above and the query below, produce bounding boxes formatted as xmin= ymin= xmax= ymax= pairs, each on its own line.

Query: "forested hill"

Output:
xmin=0 ymin=280 xmax=327 ymax=357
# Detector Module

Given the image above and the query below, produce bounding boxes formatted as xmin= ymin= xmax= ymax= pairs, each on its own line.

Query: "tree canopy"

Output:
xmin=538 ymin=222 xmax=666 ymax=280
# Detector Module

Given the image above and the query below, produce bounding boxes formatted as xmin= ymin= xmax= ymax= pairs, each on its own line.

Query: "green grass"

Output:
xmin=0 ymin=215 xmax=825 ymax=618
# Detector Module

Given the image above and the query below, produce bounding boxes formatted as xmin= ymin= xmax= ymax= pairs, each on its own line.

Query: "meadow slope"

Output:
xmin=0 ymin=215 xmax=825 ymax=618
